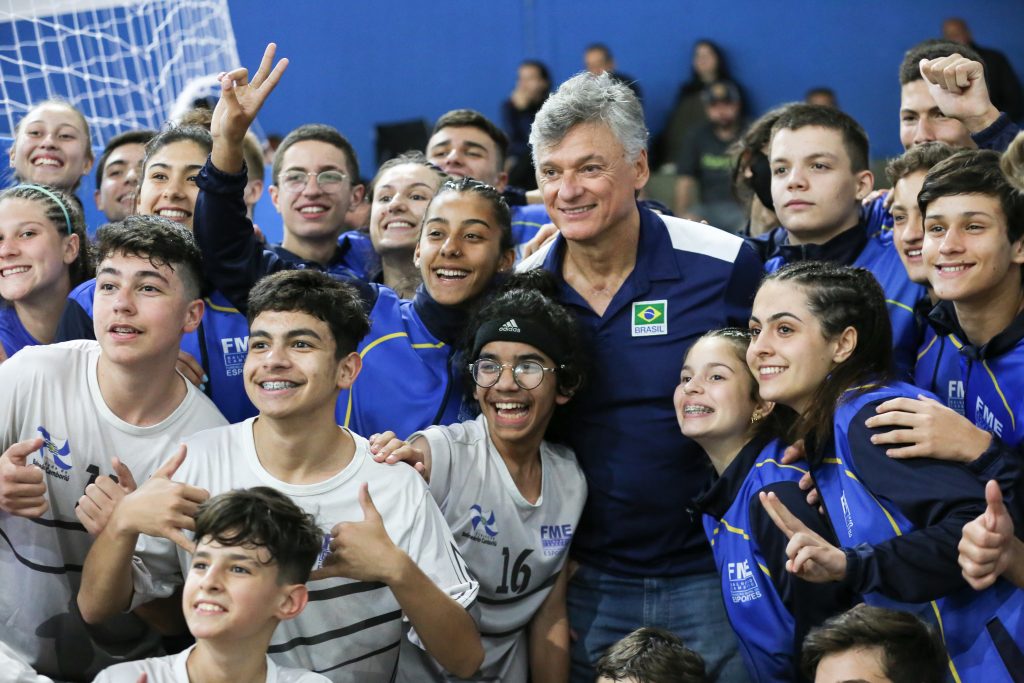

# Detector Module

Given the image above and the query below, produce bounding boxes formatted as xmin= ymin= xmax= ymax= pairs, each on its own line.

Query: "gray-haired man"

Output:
xmin=519 ymin=71 xmax=762 ymax=682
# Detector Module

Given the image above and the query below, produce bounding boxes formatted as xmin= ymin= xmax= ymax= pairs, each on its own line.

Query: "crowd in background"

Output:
xmin=1 ymin=12 xmax=1024 ymax=683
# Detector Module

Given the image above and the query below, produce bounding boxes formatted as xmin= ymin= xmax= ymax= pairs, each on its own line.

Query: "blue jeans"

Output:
xmin=568 ymin=564 xmax=749 ymax=683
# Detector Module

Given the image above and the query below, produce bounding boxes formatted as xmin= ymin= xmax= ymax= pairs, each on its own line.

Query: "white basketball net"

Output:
xmin=0 ymin=0 xmax=242 ymax=148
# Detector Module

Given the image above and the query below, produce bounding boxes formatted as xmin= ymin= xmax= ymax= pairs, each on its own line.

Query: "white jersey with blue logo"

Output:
xmin=398 ymin=414 xmax=587 ymax=682
xmin=95 ymin=644 xmax=330 ymax=682
xmin=130 ymin=419 xmax=478 ymax=683
xmin=0 ymin=340 xmax=226 ymax=681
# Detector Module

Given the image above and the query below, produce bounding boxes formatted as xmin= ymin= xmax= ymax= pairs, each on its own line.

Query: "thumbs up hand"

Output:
xmin=310 ymin=483 xmax=407 ymax=584
xmin=76 ymin=457 xmax=139 ymax=536
xmin=112 ymin=445 xmax=209 ymax=552
xmin=959 ymin=480 xmax=1020 ymax=590
xmin=0 ymin=438 xmax=48 ymax=517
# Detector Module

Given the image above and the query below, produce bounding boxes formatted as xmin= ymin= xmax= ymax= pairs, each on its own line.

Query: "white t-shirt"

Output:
xmin=0 ymin=340 xmax=226 ymax=681
xmin=131 ymin=418 xmax=478 ymax=683
xmin=94 ymin=644 xmax=330 ymax=682
xmin=398 ymin=414 xmax=587 ymax=682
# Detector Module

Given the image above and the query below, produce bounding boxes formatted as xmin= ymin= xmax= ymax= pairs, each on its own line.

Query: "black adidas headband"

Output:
xmin=471 ymin=317 xmax=568 ymax=366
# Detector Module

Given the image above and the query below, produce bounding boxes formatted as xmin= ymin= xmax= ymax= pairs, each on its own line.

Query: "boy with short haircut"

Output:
xmin=910 ymin=150 xmax=1024 ymax=446
xmin=94 ymin=129 xmax=156 ymax=223
xmin=95 ymin=487 xmax=329 ymax=682
xmin=885 ymin=142 xmax=958 ymax=288
xmin=899 ymin=40 xmax=1019 ymax=153
xmin=427 ymin=109 xmax=510 ymax=190
xmin=0 ymin=215 xmax=226 ymax=681
xmin=370 ymin=271 xmax=588 ymax=682
xmin=265 ymin=122 xmax=369 ymax=277
xmin=801 ymin=605 xmax=948 ymax=683
xmin=425 ymin=108 xmax=550 ymax=257
xmin=79 ymin=268 xmax=483 ymax=683
xmin=873 ymin=150 xmax=1024 ymax=494
xmin=594 ymin=627 xmax=708 ymax=683
xmin=754 ymin=103 xmax=926 ymax=375
xmin=866 ymin=146 xmax=1024 ymax=518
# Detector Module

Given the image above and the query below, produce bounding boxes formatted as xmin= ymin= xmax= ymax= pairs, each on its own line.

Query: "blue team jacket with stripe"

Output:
xmin=335 ymin=283 xmax=467 ymax=439
xmin=814 ymin=382 xmax=1024 ymax=682
xmin=193 ymin=158 xmax=474 ymax=439
xmin=697 ymin=434 xmax=854 ymax=682
xmin=915 ymin=301 xmax=1024 ymax=446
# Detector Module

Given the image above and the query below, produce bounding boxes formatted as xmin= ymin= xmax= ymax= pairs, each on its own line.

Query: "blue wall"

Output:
xmin=228 ymin=0 xmax=1024 ymax=173
xmin=5 ymin=1 xmax=1022 ymax=233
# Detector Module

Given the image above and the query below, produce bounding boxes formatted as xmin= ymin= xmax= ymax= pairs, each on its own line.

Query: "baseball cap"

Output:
xmin=702 ymin=81 xmax=741 ymax=105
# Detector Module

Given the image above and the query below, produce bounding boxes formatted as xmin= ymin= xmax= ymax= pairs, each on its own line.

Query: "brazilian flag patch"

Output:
xmin=632 ymin=300 xmax=667 ymax=337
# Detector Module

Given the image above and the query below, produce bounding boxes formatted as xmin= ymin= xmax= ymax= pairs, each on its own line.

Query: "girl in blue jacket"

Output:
xmin=192 ymin=47 xmax=515 ymax=437
xmin=683 ymin=328 xmax=854 ymax=682
xmin=749 ymin=260 xmax=1024 ymax=682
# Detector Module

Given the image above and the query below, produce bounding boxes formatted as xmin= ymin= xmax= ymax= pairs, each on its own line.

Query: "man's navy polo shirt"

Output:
xmin=520 ymin=205 xmax=762 ymax=576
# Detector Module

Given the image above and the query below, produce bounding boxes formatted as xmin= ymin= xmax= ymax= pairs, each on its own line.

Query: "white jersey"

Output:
xmin=94 ymin=644 xmax=330 ymax=683
xmin=131 ymin=418 xmax=478 ymax=683
xmin=0 ymin=340 xmax=226 ymax=682
xmin=398 ymin=414 xmax=587 ymax=682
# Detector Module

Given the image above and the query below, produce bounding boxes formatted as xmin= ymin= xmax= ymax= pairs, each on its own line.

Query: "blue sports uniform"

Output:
xmin=522 ymin=208 xmax=762 ymax=576
xmin=266 ymin=239 xmax=367 ymax=282
xmin=914 ymin=301 xmax=1024 ymax=521
xmin=193 ymin=158 xmax=477 ymax=439
xmin=0 ymin=306 xmax=40 ymax=358
xmin=973 ymin=112 xmax=1021 ymax=153
xmin=696 ymin=434 xmax=855 ymax=683
xmin=509 ymin=204 xmax=550 ymax=261
xmin=269 ymin=230 xmax=376 ymax=283
xmin=750 ymin=220 xmax=927 ymax=377
xmin=810 ymin=381 xmax=1024 ymax=682
xmin=916 ymin=302 xmax=1024 ymax=446
xmin=335 ymin=284 xmax=468 ymax=437
xmin=55 ymin=281 xmax=258 ymax=424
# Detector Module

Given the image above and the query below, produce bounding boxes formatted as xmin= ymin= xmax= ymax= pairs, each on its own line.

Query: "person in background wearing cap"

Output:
xmin=673 ymin=81 xmax=747 ymax=232
xmin=370 ymin=270 xmax=589 ymax=682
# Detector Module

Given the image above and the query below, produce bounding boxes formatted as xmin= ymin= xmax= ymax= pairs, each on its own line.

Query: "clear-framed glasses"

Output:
xmin=278 ymin=169 xmax=348 ymax=193
xmin=468 ymin=359 xmax=560 ymax=390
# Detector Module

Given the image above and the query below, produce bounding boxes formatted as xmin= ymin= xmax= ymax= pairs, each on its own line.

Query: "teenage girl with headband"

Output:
xmin=0 ymin=184 xmax=92 ymax=361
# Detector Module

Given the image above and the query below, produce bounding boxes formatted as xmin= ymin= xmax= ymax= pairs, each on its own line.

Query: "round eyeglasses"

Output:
xmin=278 ymin=169 xmax=348 ymax=193
xmin=468 ymin=359 xmax=560 ymax=390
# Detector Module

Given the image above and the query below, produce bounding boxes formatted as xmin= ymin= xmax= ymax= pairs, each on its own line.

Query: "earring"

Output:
xmin=750 ymin=411 xmax=762 ymax=424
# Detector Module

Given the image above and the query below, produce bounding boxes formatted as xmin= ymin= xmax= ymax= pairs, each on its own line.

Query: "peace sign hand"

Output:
xmin=759 ymin=491 xmax=848 ymax=583
xmin=211 ymin=43 xmax=289 ymax=160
